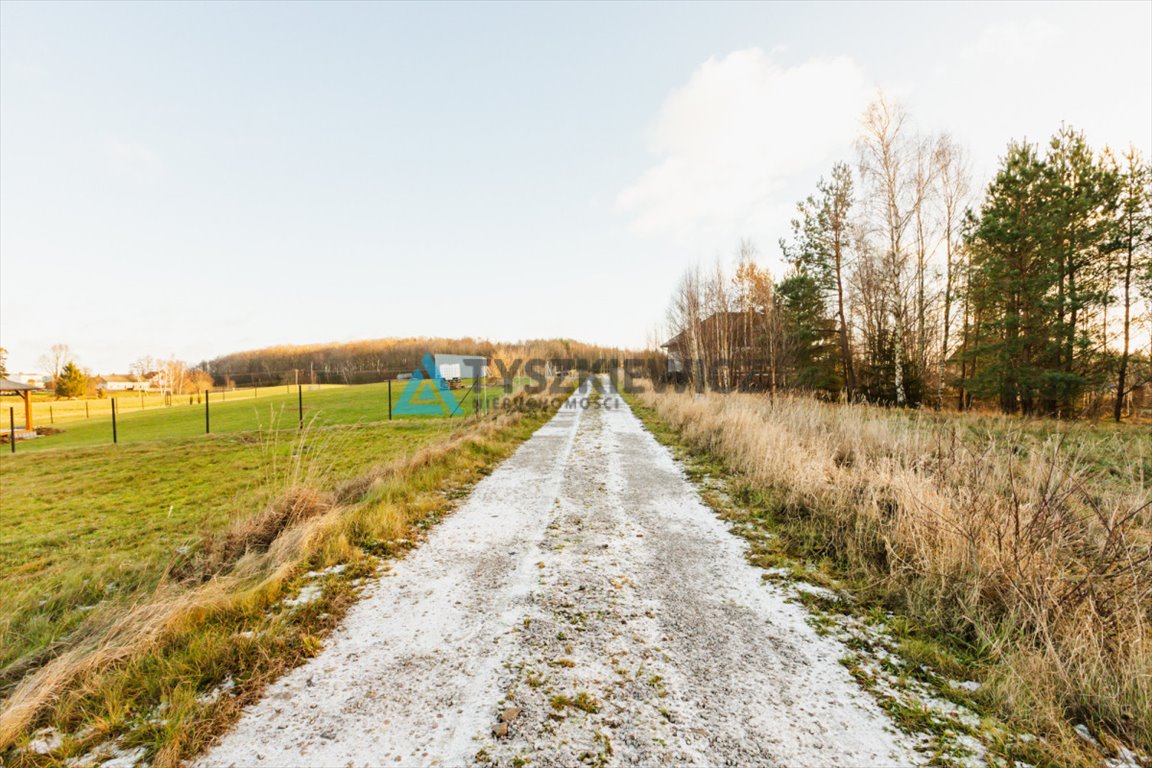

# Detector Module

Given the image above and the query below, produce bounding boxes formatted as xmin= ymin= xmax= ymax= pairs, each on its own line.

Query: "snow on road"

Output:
xmin=199 ymin=380 xmax=917 ymax=767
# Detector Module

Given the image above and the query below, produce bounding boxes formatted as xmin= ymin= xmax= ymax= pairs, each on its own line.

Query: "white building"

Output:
xmin=433 ymin=353 xmax=488 ymax=382
xmin=8 ymin=372 xmax=47 ymax=389
xmin=100 ymin=374 xmax=148 ymax=392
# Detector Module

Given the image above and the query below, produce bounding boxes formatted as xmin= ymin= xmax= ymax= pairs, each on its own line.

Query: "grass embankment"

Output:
xmin=630 ymin=389 xmax=1151 ymax=767
xmin=2 ymin=380 xmax=505 ymax=452
xmin=0 ymin=387 xmax=561 ymax=766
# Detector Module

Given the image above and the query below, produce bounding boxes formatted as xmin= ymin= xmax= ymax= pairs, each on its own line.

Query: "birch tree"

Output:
xmin=857 ymin=93 xmax=916 ymax=405
xmin=935 ymin=135 xmax=971 ymax=408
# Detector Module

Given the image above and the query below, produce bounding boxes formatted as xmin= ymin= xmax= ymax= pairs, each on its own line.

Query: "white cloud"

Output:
xmin=103 ymin=137 xmax=164 ymax=185
xmin=919 ymin=15 xmax=1148 ymax=183
xmin=617 ymin=49 xmax=872 ymax=254
xmin=960 ymin=19 xmax=1064 ymax=68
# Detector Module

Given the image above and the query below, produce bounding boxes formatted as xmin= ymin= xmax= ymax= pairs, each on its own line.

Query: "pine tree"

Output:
xmin=1110 ymin=148 xmax=1152 ymax=421
xmin=962 ymin=129 xmax=1122 ymax=416
xmin=781 ymin=163 xmax=856 ymax=398
xmin=1038 ymin=127 xmax=1116 ymax=416
xmin=775 ymin=272 xmax=840 ymax=394
xmin=965 ymin=141 xmax=1050 ymax=414
xmin=55 ymin=362 xmax=87 ymax=399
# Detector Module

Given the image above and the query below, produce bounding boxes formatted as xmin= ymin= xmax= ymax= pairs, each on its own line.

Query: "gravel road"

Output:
xmin=199 ymin=380 xmax=917 ymax=767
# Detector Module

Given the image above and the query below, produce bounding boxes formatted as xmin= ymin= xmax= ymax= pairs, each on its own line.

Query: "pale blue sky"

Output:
xmin=2 ymin=1 xmax=1149 ymax=373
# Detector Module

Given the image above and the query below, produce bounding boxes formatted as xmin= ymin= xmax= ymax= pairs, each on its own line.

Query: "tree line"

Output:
xmin=664 ymin=94 xmax=1152 ymax=420
xmin=206 ymin=337 xmax=654 ymax=386
xmin=20 ymin=344 xmax=214 ymax=398
xmin=14 ymin=337 xmax=657 ymax=398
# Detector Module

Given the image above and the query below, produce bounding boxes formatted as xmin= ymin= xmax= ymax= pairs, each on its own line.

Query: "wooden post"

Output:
xmin=50 ymin=405 xmax=54 ymax=424
xmin=21 ymin=391 xmax=33 ymax=431
xmin=205 ymin=390 xmax=210 ymax=434
xmin=298 ymin=383 xmax=303 ymax=429
xmin=86 ymin=401 xmax=90 ymax=419
xmin=9 ymin=407 xmax=15 ymax=453
xmin=111 ymin=399 xmax=118 ymax=444
xmin=388 ymin=380 xmax=393 ymax=420
xmin=140 ymin=391 xmax=144 ymax=409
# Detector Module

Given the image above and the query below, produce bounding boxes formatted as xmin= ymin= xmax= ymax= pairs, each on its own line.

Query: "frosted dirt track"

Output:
xmin=199 ymin=380 xmax=917 ymax=767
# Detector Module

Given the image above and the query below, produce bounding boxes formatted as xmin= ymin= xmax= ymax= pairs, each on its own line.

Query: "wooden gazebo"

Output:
xmin=0 ymin=377 xmax=37 ymax=431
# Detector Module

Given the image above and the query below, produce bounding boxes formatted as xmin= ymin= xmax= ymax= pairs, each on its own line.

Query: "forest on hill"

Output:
xmin=204 ymin=337 xmax=652 ymax=386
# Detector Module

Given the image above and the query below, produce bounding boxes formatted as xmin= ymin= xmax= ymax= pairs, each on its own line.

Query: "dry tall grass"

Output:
xmin=640 ymin=389 xmax=1151 ymax=754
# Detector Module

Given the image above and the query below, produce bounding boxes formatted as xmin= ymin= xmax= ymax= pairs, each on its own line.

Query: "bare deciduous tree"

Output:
xmin=935 ymin=134 xmax=971 ymax=409
xmin=858 ymin=93 xmax=917 ymax=405
xmin=38 ymin=343 xmax=73 ymax=389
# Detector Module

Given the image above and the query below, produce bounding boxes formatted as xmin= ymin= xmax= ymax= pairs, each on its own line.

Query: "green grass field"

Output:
xmin=0 ymin=380 xmax=563 ymax=765
xmin=0 ymin=420 xmax=456 ymax=674
xmin=0 ymin=385 xmax=347 ymax=427
xmin=0 ymin=381 xmax=520 ymax=670
xmin=1 ymin=380 xmax=511 ymax=452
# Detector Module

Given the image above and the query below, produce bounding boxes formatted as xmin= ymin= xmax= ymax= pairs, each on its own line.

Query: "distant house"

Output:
xmin=1125 ymin=382 xmax=1151 ymax=417
xmin=660 ymin=332 xmax=688 ymax=377
xmin=433 ymin=353 xmax=488 ymax=382
xmin=144 ymin=370 xmax=170 ymax=392
xmin=661 ymin=311 xmax=770 ymax=388
xmin=661 ymin=311 xmax=760 ymax=374
xmin=9 ymin=372 xmax=47 ymax=389
xmin=100 ymin=374 xmax=147 ymax=392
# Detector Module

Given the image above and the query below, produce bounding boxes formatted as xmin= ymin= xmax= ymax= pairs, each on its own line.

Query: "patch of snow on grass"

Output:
xmin=283 ymin=583 xmax=322 ymax=608
xmin=28 ymin=727 xmax=63 ymax=755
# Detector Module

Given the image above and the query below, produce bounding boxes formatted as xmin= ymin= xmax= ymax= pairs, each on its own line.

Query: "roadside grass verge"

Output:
xmin=628 ymin=389 xmax=1151 ymax=768
xmin=0 ymin=391 xmax=562 ymax=766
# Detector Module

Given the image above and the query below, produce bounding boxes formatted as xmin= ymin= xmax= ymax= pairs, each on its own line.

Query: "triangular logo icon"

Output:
xmin=395 ymin=353 xmax=461 ymax=416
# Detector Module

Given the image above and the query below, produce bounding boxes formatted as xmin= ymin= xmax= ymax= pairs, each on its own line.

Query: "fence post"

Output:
xmin=50 ymin=405 xmax=54 ymax=424
xmin=298 ymin=383 xmax=303 ymax=429
xmin=111 ymin=399 xmax=118 ymax=444
xmin=388 ymin=380 xmax=393 ymax=420
xmin=9 ymin=407 xmax=15 ymax=453
xmin=141 ymin=391 xmax=144 ymax=409
xmin=86 ymin=401 xmax=90 ymax=419
xmin=205 ymin=390 xmax=210 ymax=434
